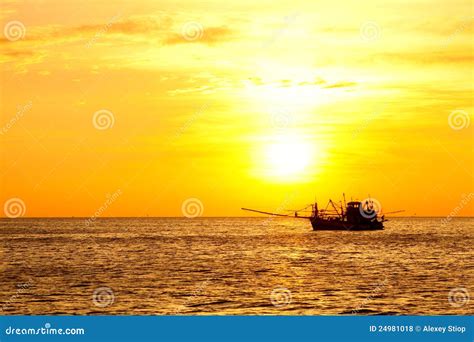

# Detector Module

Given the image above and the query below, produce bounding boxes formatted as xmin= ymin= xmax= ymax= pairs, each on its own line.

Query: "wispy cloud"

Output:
xmin=0 ymin=15 xmax=235 ymax=70
xmin=0 ymin=16 xmax=173 ymax=45
xmin=375 ymin=51 xmax=474 ymax=65
xmin=323 ymin=81 xmax=357 ymax=89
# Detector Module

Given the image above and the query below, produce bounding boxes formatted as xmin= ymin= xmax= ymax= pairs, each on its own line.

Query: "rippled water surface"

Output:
xmin=0 ymin=217 xmax=472 ymax=315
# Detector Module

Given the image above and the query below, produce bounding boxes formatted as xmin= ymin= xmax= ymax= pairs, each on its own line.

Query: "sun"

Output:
xmin=261 ymin=133 xmax=315 ymax=181
xmin=266 ymin=141 xmax=311 ymax=176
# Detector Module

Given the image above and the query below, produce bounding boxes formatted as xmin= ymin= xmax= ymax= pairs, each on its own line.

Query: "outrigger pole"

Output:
xmin=241 ymin=208 xmax=311 ymax=219
xmin=328 ymin=199 xmax=341 ymax=218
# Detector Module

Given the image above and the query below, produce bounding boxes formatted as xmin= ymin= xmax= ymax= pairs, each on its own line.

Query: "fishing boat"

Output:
xmin=242 ymin=195 xmax=403 ymax=231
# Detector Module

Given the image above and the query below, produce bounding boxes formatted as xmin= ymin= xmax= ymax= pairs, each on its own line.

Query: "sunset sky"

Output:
xmin=1 ymin=0 xmax=473 ymax=217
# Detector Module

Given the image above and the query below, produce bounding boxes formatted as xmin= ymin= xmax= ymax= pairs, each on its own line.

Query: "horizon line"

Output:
xmin=1 ymin=216 xmax=473 ymax=219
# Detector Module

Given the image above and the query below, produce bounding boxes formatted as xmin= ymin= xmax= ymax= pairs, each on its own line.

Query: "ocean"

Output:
xmin=0 ymin=217 xmax=472 ymax=315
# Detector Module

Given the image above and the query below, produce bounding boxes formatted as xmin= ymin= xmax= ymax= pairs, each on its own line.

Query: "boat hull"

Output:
xmin=310 ymin=218 xmax=384 ymax=231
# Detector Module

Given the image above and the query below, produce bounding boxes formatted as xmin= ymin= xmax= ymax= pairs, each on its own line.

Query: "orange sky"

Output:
xmin=1 ymin=0 xmax=473 ymax=217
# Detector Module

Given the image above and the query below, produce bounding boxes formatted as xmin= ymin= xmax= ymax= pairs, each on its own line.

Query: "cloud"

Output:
xmin=0 ymin=15 xmax=173 ymax=45
xmin=298 ymin=77 xmax=326 ymax=86
xmin=0 ymin=16 xmax=232 ymax=47
xmin=0 ymin=16 xmax=234 ymax=69
xmin=374 ymin=51 xmax=474 ymax=65
xmin=323 ymin=81 xmax=357 ymax=89
xmin=245 ymin=76 xmax=358 ymax=90
xmin=0 ymin=14 xmax=236 ymax=71
xmin=71 ymin=16 xmax=173 ymax=36
xmin=1 ymin=50 xmax=34 ymax=57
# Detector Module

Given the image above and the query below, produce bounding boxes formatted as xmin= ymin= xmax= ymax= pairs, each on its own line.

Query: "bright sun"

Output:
xmin=262 ymin=133 xmax=314 ymax=180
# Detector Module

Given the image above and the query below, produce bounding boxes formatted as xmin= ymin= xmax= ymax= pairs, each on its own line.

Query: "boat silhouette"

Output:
xmin=242 ymin=195 xmax=404 ymax=231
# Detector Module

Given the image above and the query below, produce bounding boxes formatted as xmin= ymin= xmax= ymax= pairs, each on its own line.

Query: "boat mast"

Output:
xmin=328 ymin=199 xmax=342 ymax=219
xmin=342 ymin=193 xmax=347 ymax=219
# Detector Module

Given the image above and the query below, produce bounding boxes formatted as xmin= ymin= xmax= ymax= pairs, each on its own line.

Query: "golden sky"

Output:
xmin=1 ymin=0 xmax=473 ymax=217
